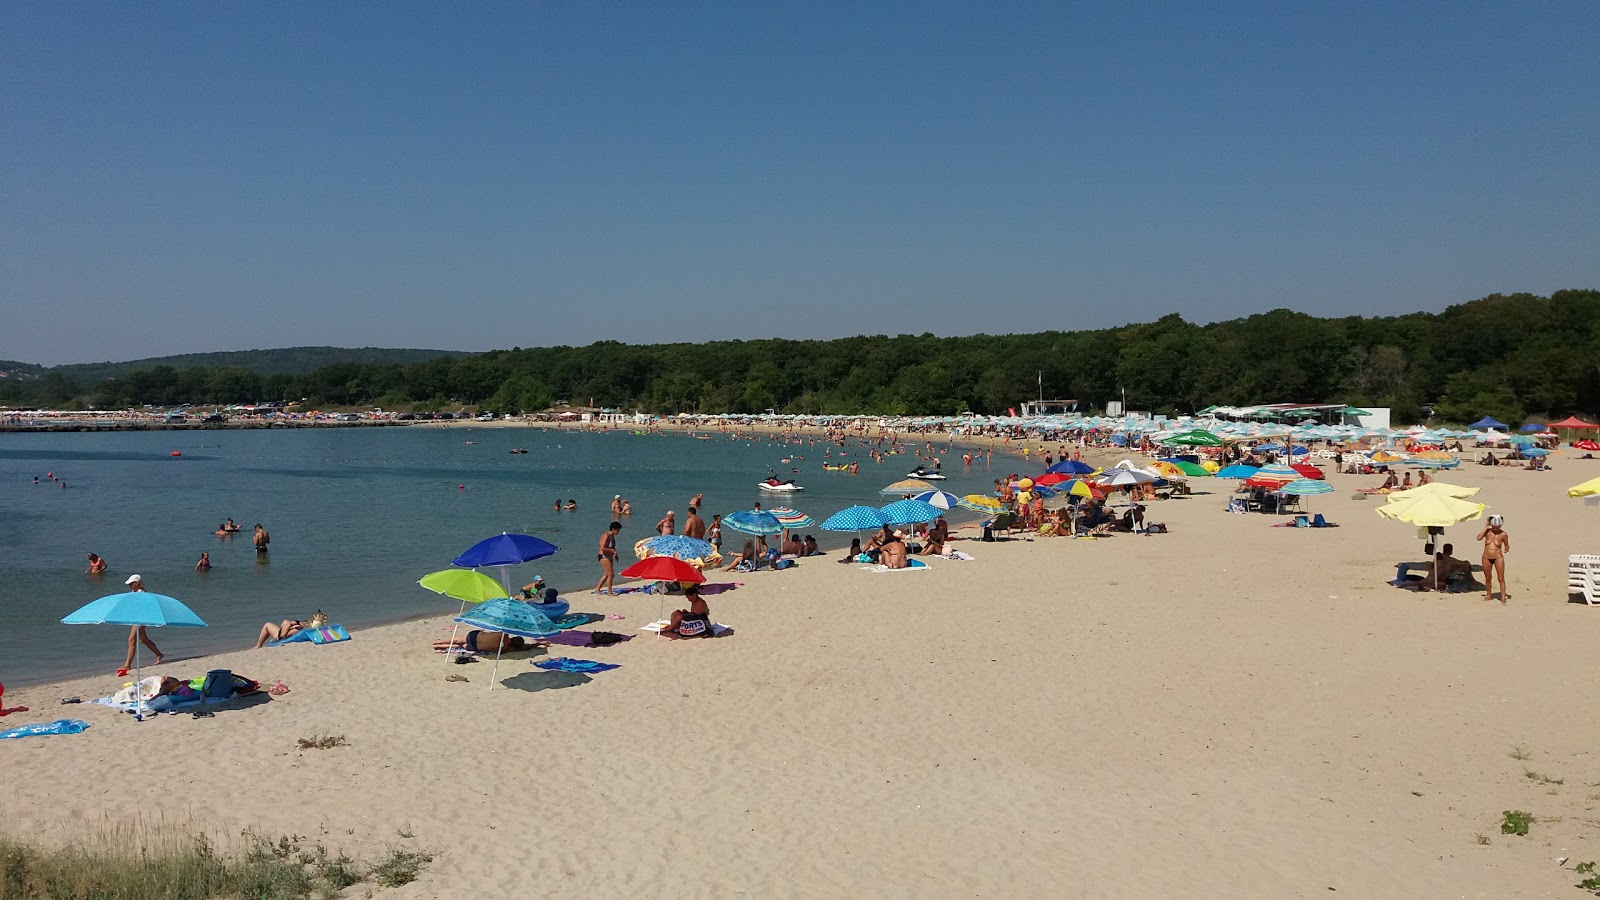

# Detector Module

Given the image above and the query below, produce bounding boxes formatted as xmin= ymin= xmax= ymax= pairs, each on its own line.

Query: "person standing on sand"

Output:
xmin=683 ymin=506 xmax=706 ymax=540
xmin=118 ymin=575 xmax=164 ymax=675
xmin=594 ymin=521 xmax=622 ymax=595
xmin=253 ymin=523 xmax=270 ymax=553
xmin=1476 ymin=515 xmax=1510 ymax=603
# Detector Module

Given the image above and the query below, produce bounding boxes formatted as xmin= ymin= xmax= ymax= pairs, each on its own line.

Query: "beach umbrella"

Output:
xmin=909 ymin=490 xmax=961 ymax=510
xmin=1467 ymin=416 xmax=1508 ymax=430
xmin=879 ymin=499 xmax=944 ymax=525
xmin=1163 ymin=429 xmax=1224 ymax=447
xmin=767 ymin=507 xmax=816 ymax=528
xmin=1375 ymin=493 xmax=1486 ymax=527
xmin=453 ymin=532 xmax=560 ymax=593
xmin=1156 ymin=459 xmax=1211 ymax=477
xmin=1249 ymin=463 xmax=1300 ymax=484
xmin=1055 ymin=479 xmax=1099 ymax=499
xmin=1215 ymin=464 xmax=1258 ymax=479
xmin=1403 ymin=457 xmax=1461 ymax=469
xmin=63 ymin=591 xmax=207 ymax=718
xmin=1386 ymin=482 xmax=1481 ymax=503
xmin=1521 ymin=447 xmax=1550 ymax=458
xmin=1279 ymin=477 xmax=1334 ymax=495
xmin=957 ymin=494 xmax=1003 ymax=513
xmin=1368 ymin=450 xmax=1406 ymax=463
xmin=723 ymin=509 xmax=783 ymax=536
xmin=1289 ymin=463 xmax=1324 ymax=479
xmin=635 ymin=534 xmax=717 ymax=563
xmin=821 ymin=505 xmax=890 ymax=532
xmin=1044 ymin=459 xmax=1097 ymax=475
xmin=1033 ymin=473 xmax=1074 ymax=486
xmin=454 ymin=599 xmax=559 ymax=689
xmin=418 ymin=569 xmax=508 ymax=604
xmin=1569 ymin=477 xmax=1600 ymax=499
xmin=621 ymin=556 xmax=706 ymax=584
xmin=1519 ymin=422 xmax=1545 ymax=433
xmin=1507 ymin=434 xmax=1535 ymax=446
xmin=880 ymin=478 xmax=934 ymax=496
xmin=1573 ymin=439 xmax=1600 ymax=451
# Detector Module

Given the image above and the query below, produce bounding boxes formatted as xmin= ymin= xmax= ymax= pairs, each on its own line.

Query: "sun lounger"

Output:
xmin=1569 ymin=554 xmax=1600 ymax=605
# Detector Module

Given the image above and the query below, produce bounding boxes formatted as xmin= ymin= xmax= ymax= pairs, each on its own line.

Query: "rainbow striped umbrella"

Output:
xmin=768 ymin=507 xmax=816 ymax=528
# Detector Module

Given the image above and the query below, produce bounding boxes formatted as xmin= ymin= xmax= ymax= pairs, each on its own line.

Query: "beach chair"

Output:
xmin=1568 ymin=555 xmax=1600 ymax=605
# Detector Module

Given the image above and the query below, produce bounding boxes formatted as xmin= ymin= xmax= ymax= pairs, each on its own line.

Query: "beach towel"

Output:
xmin=641 ymin=620 xmax=733 ymax=636
xmin=538 ymin=630 xmax=634 ymax=648
xmin=860 ymin=559 xmax=928 ymax=573
xmin=548 ymin=613 xmax=590 ymax=630
xmin=532 ymin=657 xmax=621 ymax=674
xmin=938 ymin=551 xmax=976 ymax=560
xmin=0 ymin=719 xmax=89 ymax=740
xmin=268 ymin=624 xmax=351 ymax=647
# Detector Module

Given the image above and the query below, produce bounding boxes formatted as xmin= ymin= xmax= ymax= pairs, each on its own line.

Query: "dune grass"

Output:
xmin=0 ymin=822 xmax=428 ymax=899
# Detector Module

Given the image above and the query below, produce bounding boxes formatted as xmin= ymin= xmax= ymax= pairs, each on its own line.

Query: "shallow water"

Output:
xmin=0 ymin=426 xmax=997 ymax=686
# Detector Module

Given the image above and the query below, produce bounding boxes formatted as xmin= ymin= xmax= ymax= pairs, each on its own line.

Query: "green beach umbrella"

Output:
xmin=418 ymin=569 xmax=509 ymax=604
xmin=1164 ymin=429 xmax=1224 ymax=447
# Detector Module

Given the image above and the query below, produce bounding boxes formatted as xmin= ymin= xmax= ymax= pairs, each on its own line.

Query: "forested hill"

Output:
xmin=5 ymin=291 xmax=1599 ymax=425
xmin=45 ymin=346 xmax=472 ymax=384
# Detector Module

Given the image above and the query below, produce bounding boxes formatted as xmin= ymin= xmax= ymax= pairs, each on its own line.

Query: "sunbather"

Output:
xmin=724 ymin=540 xmax=759 ymax=571
xmin=255 ymin=618 xmax=308 ymax=648
xmin=839 ymin=538 xmax=863 ymax=563
xmin=431 ymin=631 xmax=530 ymax=653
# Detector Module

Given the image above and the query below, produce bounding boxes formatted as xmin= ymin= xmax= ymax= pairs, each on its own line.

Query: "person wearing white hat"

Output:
xmin=118 ymin=574 xmax=164 ymax=676
xmin=611 ymin=495 xmax=624 ymax=516
xmin=1475 ymin=515 xmax=1511 ymax=604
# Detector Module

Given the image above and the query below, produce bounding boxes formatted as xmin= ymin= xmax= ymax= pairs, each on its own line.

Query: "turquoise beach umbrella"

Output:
xmin=63 ymin=591 xmax=207 ymax=718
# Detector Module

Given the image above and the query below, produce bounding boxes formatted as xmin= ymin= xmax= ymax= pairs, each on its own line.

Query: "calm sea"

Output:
xmin=0 ymin=426 xmax=997 ymax=686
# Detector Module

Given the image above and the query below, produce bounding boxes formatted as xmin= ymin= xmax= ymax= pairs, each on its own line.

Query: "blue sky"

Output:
xmin=3 ymin=2 xmax=1596 ymax=365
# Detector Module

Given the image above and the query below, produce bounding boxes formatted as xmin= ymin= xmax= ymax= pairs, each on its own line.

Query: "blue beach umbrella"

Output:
xmin=453 ymin=532 xmax=559 ymax=593
xmin=453 ymin=598 xmax=560 ymax=689
xmin=910 ymin=489 xmax=962 ymax=510
xmin=63 ymin=591 xmax=207 ymax=717
xmin=1519 ymin=422 xmax=1545 ymax=433
xmin=1468 ymin=416 xmax=1508 ymax=430
xmin=1044 ymin=459 xmax=1097 ymax=475
xmin=1521 ymin=447 xmax=1550 ymax=457
xmin=637 ymin=535 xmax=716 ymax=561
xmin=879 ymin=499 xmax=944 ymax=525
xmin=1215 ymin=464 xmax=1260 ymax=479
xmin=723 ymin=510 xmax=783 ymax=537
xmin=821 ymin=505 xmax=890 ymax=532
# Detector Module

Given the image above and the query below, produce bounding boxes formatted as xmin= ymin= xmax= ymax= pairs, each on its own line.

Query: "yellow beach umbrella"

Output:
xmin=1568 ymin=476 xmax=1600 ymax=499
xmin=1200 ymin=460 xmax=1220 ymax=473
xmin=1369 ymin=450 xmax=1406 ymax=463
xmin=1411 ymin=449 xmax=1457 ymax=461
xmin=1149 ymin=461 xmax=1185 ymax=479
xmin=1375 ymin=493 xmax=1486 ymax=527
xmin=1385 ymin=482 xmax=1482 ymax=503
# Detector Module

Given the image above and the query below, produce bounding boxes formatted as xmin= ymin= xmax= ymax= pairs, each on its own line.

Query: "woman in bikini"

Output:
xmin=661 ymin=587 xmax=713 ymax=638
xmin=594 ymin=521 xmax=622 ymax=595
xmin=1476 ymin=515 xmax=1510 ymax=603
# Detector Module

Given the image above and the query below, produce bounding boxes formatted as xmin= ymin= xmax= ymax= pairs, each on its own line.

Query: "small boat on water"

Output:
xmin=509 ymin=448 xmax=528 ymax=454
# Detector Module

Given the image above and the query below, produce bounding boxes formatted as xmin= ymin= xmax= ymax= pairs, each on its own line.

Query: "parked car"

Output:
xmin=202 ymin=413 xmax=225 ymax=424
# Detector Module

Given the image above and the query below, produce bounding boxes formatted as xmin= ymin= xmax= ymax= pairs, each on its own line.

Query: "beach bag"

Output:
xmin=773 ymin=558 xmax=793 ymax=570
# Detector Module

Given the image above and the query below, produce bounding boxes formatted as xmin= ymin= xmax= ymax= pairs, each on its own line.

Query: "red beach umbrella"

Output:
xmin=1290 ymin=463 xmax=1324 ymax=479
xmin=1034 ymin=473 xmax=1073 ymax=486
xmin=620 ymin=556 xmax=706 ymax=584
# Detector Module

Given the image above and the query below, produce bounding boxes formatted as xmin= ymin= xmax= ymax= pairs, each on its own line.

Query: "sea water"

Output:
xmin=0 ymin=426 xmax=997 ymax=686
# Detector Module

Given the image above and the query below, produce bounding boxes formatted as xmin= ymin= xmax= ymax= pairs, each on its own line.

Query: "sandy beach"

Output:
xmin=3 ymin=456 xmax=1598 ymax=898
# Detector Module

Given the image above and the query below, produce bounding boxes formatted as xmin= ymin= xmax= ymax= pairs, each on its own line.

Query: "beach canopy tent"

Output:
xmin=1467 ymin=416 xmax=1508 ymax=430
xmin=1551 ymin=416 xmax=1599 ymax=430
xmin=453 ymin=599 xmax=558 ymax=689
xmin=63 ymin=591 xmax=207 ymax=717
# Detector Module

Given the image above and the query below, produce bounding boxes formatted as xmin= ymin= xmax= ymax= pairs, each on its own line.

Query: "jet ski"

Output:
xmin=757 ymin=478 xmax=805 ymax=492
xmin=907 ymin=469 xmax=946 ymax=480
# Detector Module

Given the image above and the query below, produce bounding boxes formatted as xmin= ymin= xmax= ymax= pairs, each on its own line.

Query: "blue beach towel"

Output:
xmin=268 ymin=624 xmax=351 ymax=647
xmin=532 ymin=657 xmax=621 ymax=674
xmin=0 ymin=719 xmax=89 ymax=739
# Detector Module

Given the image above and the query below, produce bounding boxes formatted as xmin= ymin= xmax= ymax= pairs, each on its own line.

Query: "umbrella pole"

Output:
xmin=490 ymin=643 xmax=504 ymax=690
xmin=444 ymin=599 xmax=468 ymax=665
xmin=133 ymin=641 xmax=144 ymax=721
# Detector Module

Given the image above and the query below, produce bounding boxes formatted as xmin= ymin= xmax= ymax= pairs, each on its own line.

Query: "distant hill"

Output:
xmin=45 ymin=346 xmax=474 ymax=382
xmin=0 ymin=360 xmax=44 ymax=381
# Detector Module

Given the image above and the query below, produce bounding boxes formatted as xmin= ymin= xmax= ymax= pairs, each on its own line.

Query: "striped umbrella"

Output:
xmin=909 ymin=490 xmax=961 ymax=510
xmin=880 ymin=478 xmax=934 ymax=495
xmin=1249 ymin=464 xmax=1300 ymax=484
xmin=768 ymin=507 xmax=816 ymax=528
xmin=723 ymin=510 xmax=784 ymax=536
xmin=879 ymin=499 xmax=944 ymax=525
xmin=822 ymin=505 xmax=891 ymax=532
xmin=1279 ymin=478 xmax=1334 ymax=495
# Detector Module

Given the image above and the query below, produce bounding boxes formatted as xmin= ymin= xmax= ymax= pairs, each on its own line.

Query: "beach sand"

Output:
xmin=3 ymin=459 xmax=1597 ymax=897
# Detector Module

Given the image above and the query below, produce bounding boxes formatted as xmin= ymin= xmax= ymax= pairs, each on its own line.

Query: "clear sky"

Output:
xmin=3 ymin=2 xmax=1597 ymax=365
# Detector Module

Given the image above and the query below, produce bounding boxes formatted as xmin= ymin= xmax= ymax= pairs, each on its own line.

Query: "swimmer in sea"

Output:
xmin=195 ymin=551 xmax=211 ymax=572
xmin=85 ymin=552 xmax=108 ymax=576
xmin=253 ymin=523 xmax=270 ymax=553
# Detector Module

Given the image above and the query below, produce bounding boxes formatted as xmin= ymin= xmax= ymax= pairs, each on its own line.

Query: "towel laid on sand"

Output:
xmin=540 ymin=630 xmax=633 ymax=647
xmin=532 ymin=657 xmax=621 ymax=674
xmin=268 ymin=624 xmax=351 ymax=647
xmin=859 ymin=559 xmax=929 ymax=572
xmin=641 ymin=620 xmax=733 ymax=636
xmin=0 ymin=719 xmax=89 ymax=740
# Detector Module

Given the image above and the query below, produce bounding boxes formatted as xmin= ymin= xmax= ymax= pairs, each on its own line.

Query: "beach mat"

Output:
xmin=268 ymin=624 xmax=350 ymax=647
xmin=540 ymin=630 xmax=634 ymax=648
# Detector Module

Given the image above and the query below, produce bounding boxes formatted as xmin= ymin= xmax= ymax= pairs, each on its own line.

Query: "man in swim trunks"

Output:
xmin=253 ymin=524 xmax=270 ymax=553
xmin=611 ymin=495 xmax=624 ymax=517
xmin=683 ymin=507 xmax=706 ymax=540
xmin=594 ymin=521 xmax=622 ymax=595
xmin=432 ymin=631 xmax=528 ymax=653
xmin=655 ymin=510 xmax=675 ymax=535
xmin=1476 ymin=515 xmax=1510 ymax=603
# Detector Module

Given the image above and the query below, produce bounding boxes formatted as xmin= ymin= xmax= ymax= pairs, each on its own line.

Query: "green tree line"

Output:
xmin=5 ymin=290 xmax=1597 ymax=424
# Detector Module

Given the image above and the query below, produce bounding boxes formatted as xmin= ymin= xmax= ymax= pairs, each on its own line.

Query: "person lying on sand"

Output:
xmin=660 ymin=587 xmax=713 ymax=638
xmin=256 ymin=619 xmax=307 ymax=648
xmin=432 ymin=631 xmax=530 ymax=653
